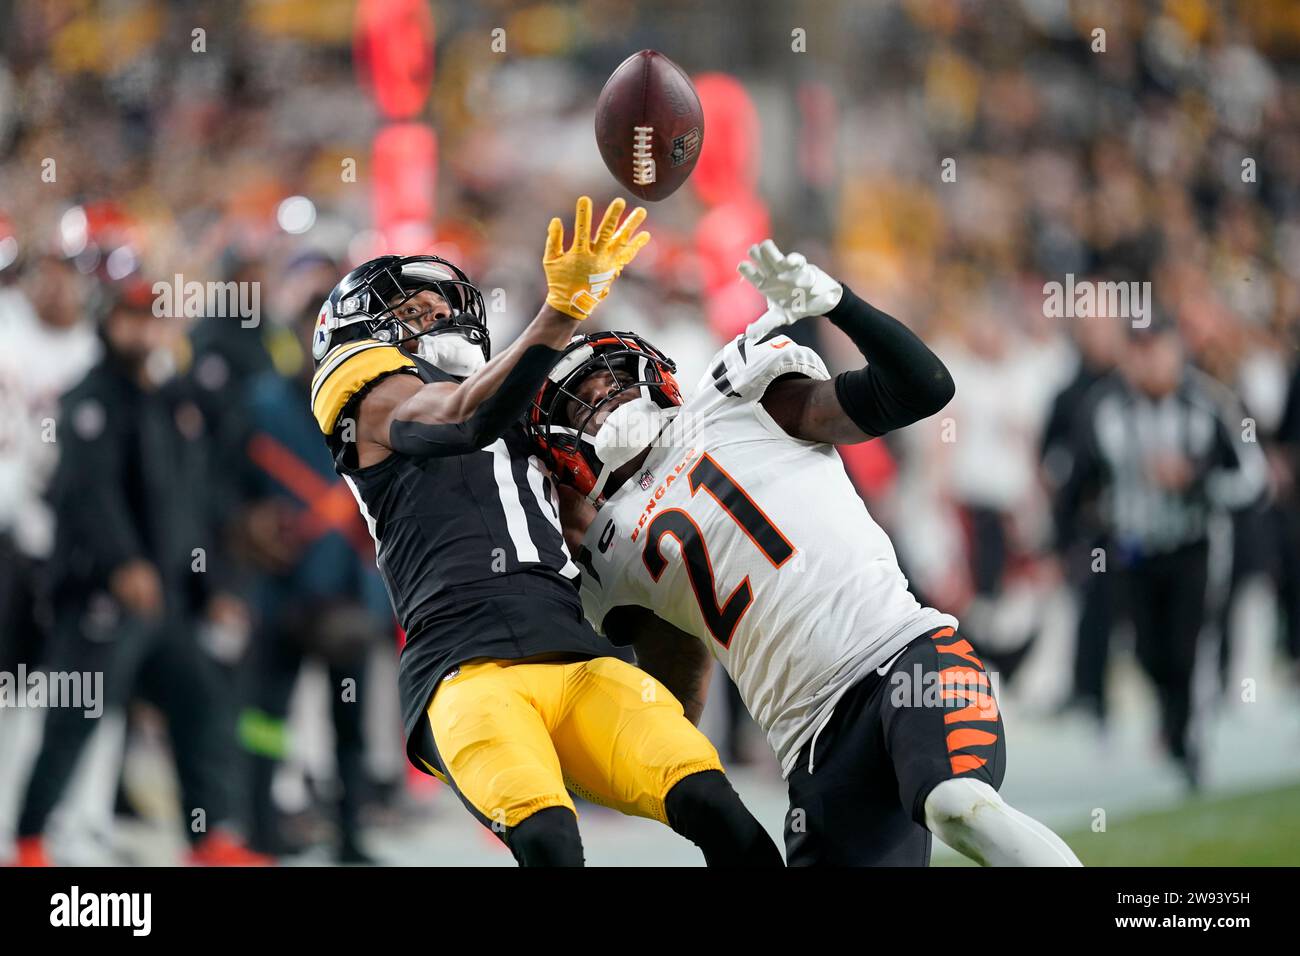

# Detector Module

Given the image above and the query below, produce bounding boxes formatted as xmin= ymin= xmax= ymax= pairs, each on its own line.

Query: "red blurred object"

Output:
xmin=354 ymin=0 xmax=435 ymax=120
xmin=706 ymin=276 xmax=767 ymax=342
xmin=695 ymin=195 xmax=770 ymax=339
xmin=687 ymin=73 xmax=768 ymax=339
xmin=187 ymin=831 xmax=274 ymax=867
xmin=0 ymin=212 xmax=18 ymax=272
xmin=115 ymin=275 xmax=158 ymax=310
xmin=694 ymin=195 xmax=770 ymax=292
xmin=838 ymin=439 xmax=898 ymax=498
xmin=690 ymin=73 xmax=760 ymax=207
xmin=69 ymin=200 xmax=137 ymax=250
xmin=372 ymin=123 xmax=438 ymax=251
xmin=9 ymin=836 xmax=51 ymax=867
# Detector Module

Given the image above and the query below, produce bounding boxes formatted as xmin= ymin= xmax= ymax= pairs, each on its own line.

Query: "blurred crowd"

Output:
xmin=2 ymin=0 xmax=1300 ymax=863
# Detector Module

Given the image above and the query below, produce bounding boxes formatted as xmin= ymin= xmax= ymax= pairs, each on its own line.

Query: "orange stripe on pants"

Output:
xmin=933 ymin=638 xmax=984 ymax=668
xmin=938 ymin=666 xmax=988 ymax=688
xmin=943 ymin=695 xmax=1000 ymax=724
xmin=950 ymin=753 xmax=988 ymax=774
xmin=946 ymin=727 xmax=999 ymax=752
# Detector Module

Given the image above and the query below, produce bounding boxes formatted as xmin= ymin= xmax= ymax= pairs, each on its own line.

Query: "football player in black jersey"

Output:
xmin=309 ymin=197 xmax=781 ymax=866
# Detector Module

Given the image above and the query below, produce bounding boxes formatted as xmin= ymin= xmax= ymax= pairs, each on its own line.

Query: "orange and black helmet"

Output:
xmin=528 ymin=330 xmax=682 ymax=500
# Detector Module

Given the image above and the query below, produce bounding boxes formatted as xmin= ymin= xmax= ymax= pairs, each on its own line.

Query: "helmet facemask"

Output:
xmin=318 ymin=255 xmax=490 ymax=376
xmin=530 ymin=332 xmax=683 ymax=502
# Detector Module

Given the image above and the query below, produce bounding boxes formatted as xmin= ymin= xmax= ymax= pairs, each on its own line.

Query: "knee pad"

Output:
xmin=505 ymin=806 xmax=584 ymax=867
xmin=924 ymin=777 xmax=1004 ymax=829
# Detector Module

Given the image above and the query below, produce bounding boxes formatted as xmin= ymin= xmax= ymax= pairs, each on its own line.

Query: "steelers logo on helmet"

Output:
xmin=312 ymin=300 xmax=333 ymax=361
xmin=528 ymin=330 xmax=683 ymax=502
xmin=313 ymin=253 xmax=490 ymax=375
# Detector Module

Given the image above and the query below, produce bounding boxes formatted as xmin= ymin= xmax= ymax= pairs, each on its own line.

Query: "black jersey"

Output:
xmin=310 ymin=339 xmax=608 ymax=759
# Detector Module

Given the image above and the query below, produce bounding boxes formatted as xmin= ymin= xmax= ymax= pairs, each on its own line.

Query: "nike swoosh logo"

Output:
xmin=876 ymin=649 xmax=906 ymax=675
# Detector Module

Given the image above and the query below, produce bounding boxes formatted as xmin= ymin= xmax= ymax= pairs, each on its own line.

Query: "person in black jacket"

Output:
xmin=10 ymin=276 xmax=267 ymax=866
xmin=1054 ymin=319 xmax=1266 ymax=788
xmin=1040 ymin=315 xmax=1125 ymax=724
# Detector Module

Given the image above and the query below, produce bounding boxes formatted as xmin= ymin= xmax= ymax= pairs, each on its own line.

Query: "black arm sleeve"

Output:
xmin=827 ymin=284 xmax=955 ymax=437
xmin=388 ymin=343 xmax=561 ymax=458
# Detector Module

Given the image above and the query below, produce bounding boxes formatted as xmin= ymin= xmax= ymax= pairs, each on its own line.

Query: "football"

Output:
xmin=594 ymin=50 xmax=704 ymax=202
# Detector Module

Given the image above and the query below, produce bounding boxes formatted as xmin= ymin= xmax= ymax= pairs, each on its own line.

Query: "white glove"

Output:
xmin=737 ymin=240 xmax=843 ymax=339
xmin=742 ymin=304 xmax=792 ymax=343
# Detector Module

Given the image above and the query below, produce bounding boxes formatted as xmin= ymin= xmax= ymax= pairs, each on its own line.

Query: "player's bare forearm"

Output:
xmin=557 ymin=483 xmax=597 ymax=553
xmin=359 ymin=197 xmax=648 ymax=459
xmin=760 ymin=287 xmax=955 ymax=445
xmin=638 ymin=630 xmax=711 ymax=725
xmin=761 ymin=375 xmax=874 ymax=445
xmin=606 ymin=605 xmax=712 ymax=724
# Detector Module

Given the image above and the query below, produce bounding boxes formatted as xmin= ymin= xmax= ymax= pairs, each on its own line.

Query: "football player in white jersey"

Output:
xmin=529 ymin=240 xmax=1082 ymax=866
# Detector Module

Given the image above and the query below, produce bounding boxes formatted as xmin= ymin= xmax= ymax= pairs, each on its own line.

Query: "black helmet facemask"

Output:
xmin=317 ymin=255 xmax=489 ymax=377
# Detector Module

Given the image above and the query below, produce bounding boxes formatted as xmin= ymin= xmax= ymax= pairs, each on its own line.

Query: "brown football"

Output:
xmin=595 ymin=50 xmax=704 ymax=202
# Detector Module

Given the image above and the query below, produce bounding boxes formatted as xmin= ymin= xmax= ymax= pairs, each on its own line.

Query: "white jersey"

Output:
xmin=0 ymin=289 xmax=101 ymax=558
xmin=577 ymin=333 xmax=957 ymax=777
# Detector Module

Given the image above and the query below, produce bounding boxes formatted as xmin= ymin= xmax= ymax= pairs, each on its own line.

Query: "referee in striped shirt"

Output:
xmin=1054 ymin=316 xmax=1266 ymax=787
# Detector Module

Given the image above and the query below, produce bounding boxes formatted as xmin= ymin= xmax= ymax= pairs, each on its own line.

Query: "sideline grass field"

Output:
xmin=1063 ymin=782 xmax=1300 ymax=866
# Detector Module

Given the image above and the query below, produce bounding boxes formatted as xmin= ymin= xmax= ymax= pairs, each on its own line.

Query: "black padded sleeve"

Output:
xmin=388 ymin=343 xmax=561 ymax=458
xmin=828 ymin=284 xmax=955 ymax=437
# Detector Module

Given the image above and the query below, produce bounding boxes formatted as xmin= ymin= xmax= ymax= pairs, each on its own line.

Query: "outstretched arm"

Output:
xmin=739 ymin=241 xmax=954 ymax=445
xmin=358 ymin=197 xmax=649 ymax=461
xmin=761 ymin=286 xmax=955 ymax=444
xmin=368 ymin=307 xmax=577 ymax=459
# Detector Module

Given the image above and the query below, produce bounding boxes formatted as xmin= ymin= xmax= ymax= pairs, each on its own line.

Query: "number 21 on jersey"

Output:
xmin=640 ymin=452 xmax=794 ymax=649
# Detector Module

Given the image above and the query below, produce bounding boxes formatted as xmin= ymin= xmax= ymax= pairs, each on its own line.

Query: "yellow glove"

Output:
xmin=543 ymin=196 xmax=650 ymax=320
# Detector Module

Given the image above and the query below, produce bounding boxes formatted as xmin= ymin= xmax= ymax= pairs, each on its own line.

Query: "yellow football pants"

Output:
xmin=421 ymin=656 xmax=722 ymax=830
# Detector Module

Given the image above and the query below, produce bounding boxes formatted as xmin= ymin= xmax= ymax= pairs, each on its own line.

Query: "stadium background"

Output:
xmin=1 ymin=0 xmax=1299 ymax=865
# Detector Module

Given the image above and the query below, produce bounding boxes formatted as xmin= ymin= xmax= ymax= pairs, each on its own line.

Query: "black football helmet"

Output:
xmin=311 ymin=253 xmax=489 ymax=364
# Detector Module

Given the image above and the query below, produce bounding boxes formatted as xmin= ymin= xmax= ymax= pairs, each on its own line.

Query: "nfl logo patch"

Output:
xmin=670 ymin=128 xmax=701 ymax=167
xmin=638 ymin=470 xmax=655 ymax=490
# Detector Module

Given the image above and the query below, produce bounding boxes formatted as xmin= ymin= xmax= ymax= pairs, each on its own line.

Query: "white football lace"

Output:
xmin=632 ymin=126 xmax=656 ymax=185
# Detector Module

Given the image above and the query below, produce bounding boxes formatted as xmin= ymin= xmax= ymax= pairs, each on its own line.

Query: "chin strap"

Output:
xmin=585 ymin=463 xmax=613 ymax=505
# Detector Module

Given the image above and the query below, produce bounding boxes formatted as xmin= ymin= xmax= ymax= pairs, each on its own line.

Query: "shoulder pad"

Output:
xmin=310 ymin=339 xmax=417 ymax=434
xmin=695 ymin=333 xmax=830 ymax=403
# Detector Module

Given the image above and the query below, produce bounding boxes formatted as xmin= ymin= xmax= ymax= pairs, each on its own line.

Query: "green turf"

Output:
xmin=1059 ymin=782 xmax=1300 ymax=866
